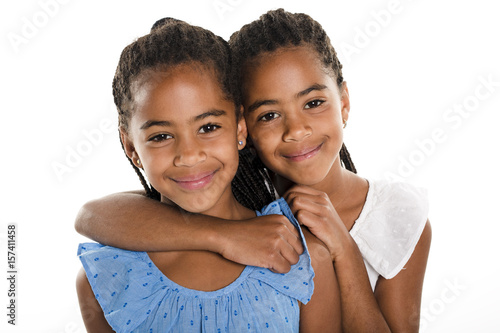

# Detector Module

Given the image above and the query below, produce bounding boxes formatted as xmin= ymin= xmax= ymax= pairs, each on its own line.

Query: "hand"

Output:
xmin=284 ymin=185 xmax=351 ymax=261
xmin=216 ymin=214 xmax=304 ymax=274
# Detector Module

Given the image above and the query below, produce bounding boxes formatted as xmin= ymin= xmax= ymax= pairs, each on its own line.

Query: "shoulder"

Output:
xmin=355 ymin=179 xmax=429 ymax=230
xmin=350 ymin=180 xmax=429 ymax=279
xmin=368 ymin=179 xmax=428 ymax=212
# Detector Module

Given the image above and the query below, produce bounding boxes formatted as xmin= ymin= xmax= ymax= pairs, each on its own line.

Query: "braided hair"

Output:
xmin=113 ymin=18 xmax=273 ymax=209
xmin=229 ymin=8 xmax=357 ymax=174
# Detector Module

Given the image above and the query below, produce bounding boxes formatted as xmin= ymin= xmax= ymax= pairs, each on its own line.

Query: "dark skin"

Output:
xmin=242 ymin=46 xmax=431 ymax=332
xmin=75 ymin=46 xmax=431 ymax=333
xmin=75 ymin=192 xmax=304 ymax=273
xmin=76 ymin=63 xmax=342 ymax=332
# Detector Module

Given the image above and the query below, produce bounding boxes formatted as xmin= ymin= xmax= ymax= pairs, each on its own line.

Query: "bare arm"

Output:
xmin=286 ymin=186 xmax=431 ymax=333
xmin=75 ymin=191 xmax=303 ymax=273
xmin=332 ymin=221 xmax=431 ymax=332
xmin=373 ymin=220 xmax=431 ymax=331
xmin=299 ymin=228 xmax=342 ymax=333
xmin=76 ymin=268 xmax=114 ymax=333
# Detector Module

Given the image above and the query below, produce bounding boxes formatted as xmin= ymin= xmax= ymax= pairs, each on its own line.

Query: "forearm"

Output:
xmin=334 ymin=238 xmax=391 ymax=333
xmin=74 ymin=192 xmax=222 ymax=252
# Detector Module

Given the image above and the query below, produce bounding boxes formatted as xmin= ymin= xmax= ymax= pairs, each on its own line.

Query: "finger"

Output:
xmin=274 ymin=214 xmax=301 ymax=239
xmin=273 ymin=215 xmax=304 ymax=255
xmin=267 ymin=254 xmax=292 ymax=274
xmin=284 ymin=184 xmax=325 ymax=198
xmin=279 ymin=241 xmax=301 ymax=266
xmin=294 ymin=209 xmax=324 ymax=231
xmin=285 ymin=189 xmax=330 ymax=207
xmin=283 ymin=225 xmax=304 ymax=255
xmin=287 ymin=193 xmax=330 ymax=217
xmin=295 ymin=210 xmax=336 ymax=252
xmin=267 ymin=241 xmax=301 ymax=274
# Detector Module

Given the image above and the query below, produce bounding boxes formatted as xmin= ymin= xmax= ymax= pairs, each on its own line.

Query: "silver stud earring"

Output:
xmin=238 ymin=140 xmax=243 ymax=145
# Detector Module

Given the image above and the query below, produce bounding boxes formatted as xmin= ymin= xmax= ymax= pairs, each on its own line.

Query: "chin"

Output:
xmin=282 ymin=169 xmax=329 ymax=186
xmin=168 ymin=196 xmax=214 ymax=214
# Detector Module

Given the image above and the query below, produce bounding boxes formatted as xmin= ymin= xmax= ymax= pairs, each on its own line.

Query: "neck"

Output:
xmin=273 ymin=159 xmax=355 ymax=209
xmin=161 ymin=192 xmax=255 ymax=221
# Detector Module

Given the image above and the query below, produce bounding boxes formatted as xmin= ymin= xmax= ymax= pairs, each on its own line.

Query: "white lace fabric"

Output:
xmin=350 ymin=180 xmax=429 ymax=280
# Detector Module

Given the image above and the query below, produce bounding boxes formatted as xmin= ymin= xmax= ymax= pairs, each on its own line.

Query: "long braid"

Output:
xmin=229 ymin=8 xmax=357 ymax=174
xmin=232 ymin=147 xmax=275 ymax=210
xmin=340 ymin=143 xmax=357 ymax=174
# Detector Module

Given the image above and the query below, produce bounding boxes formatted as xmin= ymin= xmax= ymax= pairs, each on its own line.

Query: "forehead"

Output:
xmin=131 ymin=65 xmax=235 ymax=126
xmin=243 ymin=47 xmax=336 ymax=100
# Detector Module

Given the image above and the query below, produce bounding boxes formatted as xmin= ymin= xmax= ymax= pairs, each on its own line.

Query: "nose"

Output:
xmin=173 ymin=137 xmax=207 ymax=167
xmin=282 ymin=113 xmax=312 ymax=142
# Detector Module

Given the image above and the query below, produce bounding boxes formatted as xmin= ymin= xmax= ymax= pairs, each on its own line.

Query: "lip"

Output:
xmin=171 ymin=170 xmax=217 ymax=190
xmin=282 ymin=143 xmax=323 ymax=162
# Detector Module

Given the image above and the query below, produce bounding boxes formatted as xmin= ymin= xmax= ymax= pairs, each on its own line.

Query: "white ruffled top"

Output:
xmin=349 ymin=180 xmax=429 ymax=290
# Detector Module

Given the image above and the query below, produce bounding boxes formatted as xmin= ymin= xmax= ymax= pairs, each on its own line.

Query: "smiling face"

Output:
xmin=121 ymin=64 xmax=247 ymax=217
xmin=243 ymin=46 xmax=350 ymax=190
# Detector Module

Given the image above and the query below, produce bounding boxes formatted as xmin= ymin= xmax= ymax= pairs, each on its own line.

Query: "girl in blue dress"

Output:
xmin=76 ymin=18 xmax=340 ymax=332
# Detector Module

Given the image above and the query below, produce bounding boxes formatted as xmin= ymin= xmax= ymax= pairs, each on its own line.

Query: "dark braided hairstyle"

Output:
xmin=229 ymin=8 xmax=357 ymax=174
xmin=112 ymin=18 xmax=274 ymax=210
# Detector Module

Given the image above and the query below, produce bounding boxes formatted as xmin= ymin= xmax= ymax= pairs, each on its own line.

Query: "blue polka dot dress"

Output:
xmin=78 ymin=198 xmax=314 ymax=332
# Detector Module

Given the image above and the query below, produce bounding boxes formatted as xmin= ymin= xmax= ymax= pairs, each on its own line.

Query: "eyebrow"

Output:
xmin=193 ymin=109 xmax=227 ymax=121
xmin=140 ymin=109 xmax=227 ymax=130
xmin=140 ymin=120 xmax=171 ymax=130
xmin=246 ymin=83 xmax=329 ymax=114
xmin=295 ymin=84 xmax=328 ymax=98
xmin=247 ymin=99 xmax=278 ymax=114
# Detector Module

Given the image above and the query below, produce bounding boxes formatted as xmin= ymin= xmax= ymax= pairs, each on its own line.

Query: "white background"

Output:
xmin=1 ymin=0 xmax=499 ymax=332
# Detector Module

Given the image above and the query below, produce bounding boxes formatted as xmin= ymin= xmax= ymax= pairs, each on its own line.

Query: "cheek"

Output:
xmin=249 ymin=130 xmax=280 ymax=167
xmin=139 ymin=148 xmax=172 ymax=178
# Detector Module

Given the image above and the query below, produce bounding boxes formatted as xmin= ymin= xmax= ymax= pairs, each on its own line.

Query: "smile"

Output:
xmin=282 ymin=143 xmax=323 ymax=162
xmin=172 ymin=170 xmax=217 ymax=190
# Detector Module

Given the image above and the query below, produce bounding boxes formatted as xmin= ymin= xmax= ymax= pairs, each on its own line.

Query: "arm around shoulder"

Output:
xmin=74 ymin=190 xmax=223 ymax=252
xmin=74 ymin=192 xmax=304 ymax=272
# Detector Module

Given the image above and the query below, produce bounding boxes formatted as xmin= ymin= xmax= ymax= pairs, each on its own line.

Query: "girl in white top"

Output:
xmin=76 ymin=9 xmax=431 ymax=332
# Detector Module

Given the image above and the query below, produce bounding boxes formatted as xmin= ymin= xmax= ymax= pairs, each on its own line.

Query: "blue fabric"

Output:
xmin=78 ymin=198 xmax=314 ymax=332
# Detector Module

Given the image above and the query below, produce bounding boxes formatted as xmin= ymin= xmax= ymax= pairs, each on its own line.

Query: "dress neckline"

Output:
xmin=349 ymin=179 xmax=373 ymax=234
xmin=142 ymin=252 xmax=254 ymax=299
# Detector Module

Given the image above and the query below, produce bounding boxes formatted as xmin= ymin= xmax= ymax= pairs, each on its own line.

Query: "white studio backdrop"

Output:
xmin=1 ymin=0 xmax=498 ymax=332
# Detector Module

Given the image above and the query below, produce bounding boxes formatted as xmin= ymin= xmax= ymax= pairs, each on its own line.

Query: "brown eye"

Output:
xmin=304 ymin=100 xmax=324 ymax=109
xmin=149 ymin=133 xmax=172 ymax=142
xmin=199 ymin=123 xmax=220 ymax=134
xmin=258 ymin=112 xmax=279 ymax=122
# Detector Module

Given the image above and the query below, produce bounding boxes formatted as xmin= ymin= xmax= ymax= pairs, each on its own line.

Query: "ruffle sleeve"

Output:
xmin=253 ymin=198 xmax=315 ymax=304
xmin=350 ymin=180 xmax=429 ymax=279
xmin=78 ymin=243 xmax=172 ymax=332
xmin=77 ymin=198 xmax=315 ymax=331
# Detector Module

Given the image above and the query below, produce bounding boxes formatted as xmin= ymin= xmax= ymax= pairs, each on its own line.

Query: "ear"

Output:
xmin=236 ymin=106 xmax=248 ymax=150
xmin=120 ymin=128 xmax=141 ymax=168
xmin=340 ymin=81 xmax=350 ymax=123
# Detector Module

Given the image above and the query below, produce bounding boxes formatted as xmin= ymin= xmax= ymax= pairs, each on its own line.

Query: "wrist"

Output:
xmin=331 ymin=235 xmax=360 ymax=263
xmin=202 ymin=219 xmax=230 ymax=255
